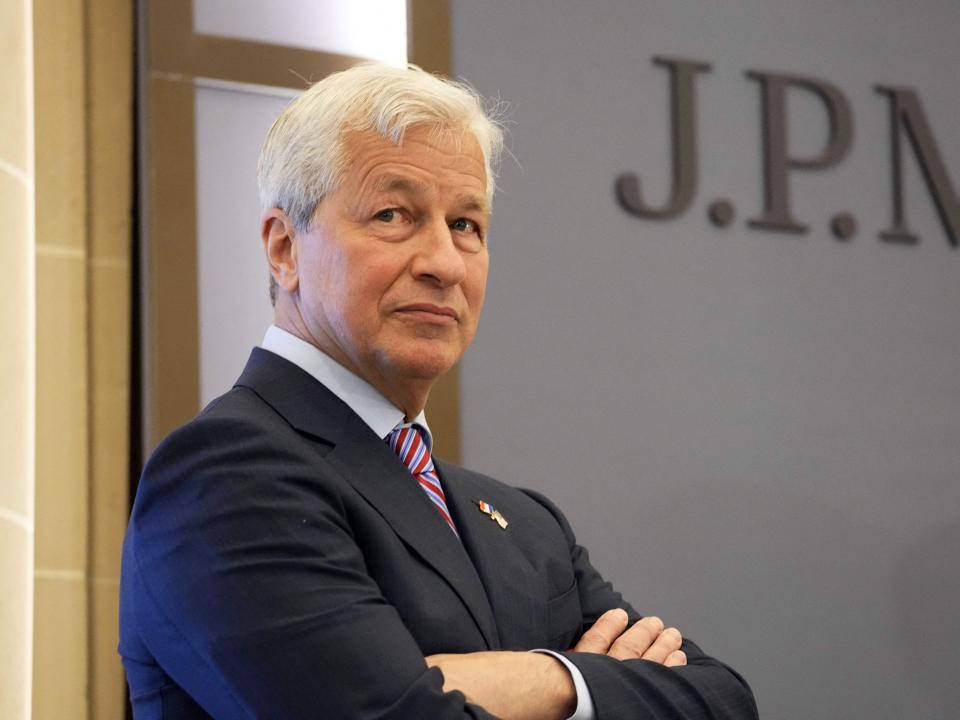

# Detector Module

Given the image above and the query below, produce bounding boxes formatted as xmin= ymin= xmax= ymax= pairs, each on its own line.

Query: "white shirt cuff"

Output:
xmin=532 ymin=650 xmax=596 ymax=720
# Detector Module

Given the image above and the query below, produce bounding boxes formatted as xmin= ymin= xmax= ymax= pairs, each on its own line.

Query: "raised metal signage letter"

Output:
xmin=616 ymin=56 xmax=712 ymax=219
xmin=746 ymin=70 xmax=853 ymax=234
xmin=875 ymin=85 xmax=960 ymax=247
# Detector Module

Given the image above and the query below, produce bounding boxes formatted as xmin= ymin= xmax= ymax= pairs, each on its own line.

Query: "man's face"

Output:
xmin=294 ymin=126 xmax=490 ymax=396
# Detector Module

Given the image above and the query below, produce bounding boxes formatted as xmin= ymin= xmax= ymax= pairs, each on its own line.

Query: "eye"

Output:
xmin=375 ymin=208 xmax=398 ymax=222
xmin=451 ymin=217 xmax=479 ymax=234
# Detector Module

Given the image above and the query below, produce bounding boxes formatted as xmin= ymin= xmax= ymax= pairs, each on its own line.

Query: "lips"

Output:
xmin=395 ymin=303 xmax=460 ymax=322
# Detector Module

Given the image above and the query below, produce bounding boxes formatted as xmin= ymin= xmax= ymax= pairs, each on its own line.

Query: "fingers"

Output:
xmin=664 ymin=649 xmax=687 ymax=668
xmin=607 ymin=615 xmax=664 ymax=660
xmin=640 ymin=627 xmax=683 ymax=664
xmin=572 ymin=608 xmax=629 ymax=654
xmin=574 ymin=611 xmax=687 ymax=668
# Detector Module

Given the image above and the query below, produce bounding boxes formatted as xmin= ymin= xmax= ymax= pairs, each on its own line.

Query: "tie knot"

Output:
xmin=388 ymin=424 xmax=434 ymax=476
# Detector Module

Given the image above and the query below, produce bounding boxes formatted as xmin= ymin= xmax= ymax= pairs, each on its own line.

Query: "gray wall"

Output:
xmin=453 ymin=2 xmax=960 ymax=718
xmin=194 ymin=81 xmax=292 ymax=406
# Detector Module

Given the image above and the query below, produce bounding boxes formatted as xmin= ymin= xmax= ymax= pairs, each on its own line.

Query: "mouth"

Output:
xmin=394 ymin=303 xmax=460 ymax=323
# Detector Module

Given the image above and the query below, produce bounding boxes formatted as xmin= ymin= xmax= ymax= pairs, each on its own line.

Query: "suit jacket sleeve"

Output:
xmin=121 ymin=404 xmax=497 ymax=720
xmin=520 ymin=489 xmax=759 ymax=720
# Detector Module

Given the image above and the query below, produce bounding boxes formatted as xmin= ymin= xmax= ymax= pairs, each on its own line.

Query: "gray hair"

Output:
xmin=258 ymin=62 xmax=504 ymax=231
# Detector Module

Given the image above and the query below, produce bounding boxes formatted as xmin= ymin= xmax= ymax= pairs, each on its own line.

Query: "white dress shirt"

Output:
xmin=260 ymin=325 xmax=595 ymax=720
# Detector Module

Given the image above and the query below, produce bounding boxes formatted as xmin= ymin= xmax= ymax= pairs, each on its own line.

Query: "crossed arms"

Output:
xmin=120 ymin=391 xmax=758 ymax=720
xmin=428 ymin=610 xmax=690 ymax=719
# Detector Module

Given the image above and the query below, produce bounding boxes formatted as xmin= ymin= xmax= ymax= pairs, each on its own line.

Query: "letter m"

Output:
xmin=876 ymin=85 xmax=960 ymax=247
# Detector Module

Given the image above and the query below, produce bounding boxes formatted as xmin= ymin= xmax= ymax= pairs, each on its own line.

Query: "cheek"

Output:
xmin=362 ymin=252 xmax=414 ymax=305
xmin=335 ymin=264 xmax=399 ymax=338
xmin=306 ymin=243 xmax=357 ymax=305
xmin=466 ymin=259 xmax=489 ymax=310
xmin=298 ymin=246 xmax=355 ymax=330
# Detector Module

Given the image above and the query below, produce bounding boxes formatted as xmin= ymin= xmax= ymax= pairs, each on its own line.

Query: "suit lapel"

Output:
xmin=236 ymin=349 xmax=499 ymax=650
xmin=439 ymin=461 xmax=547 ymax=648
xmin=325 ymin=428 xmax=499 ymax=649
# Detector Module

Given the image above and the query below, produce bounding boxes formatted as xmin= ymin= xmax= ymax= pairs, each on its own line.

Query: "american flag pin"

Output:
xmin=477 ymin=500 xmax=508 ymax=529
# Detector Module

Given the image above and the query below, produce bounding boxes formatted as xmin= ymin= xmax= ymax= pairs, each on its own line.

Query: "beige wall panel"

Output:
xmin=32 ymin=575 xmax=88 ymax=720
xmin=148 ymin=77 xmax=200 ymax=447
xmin=1 ymin=0 xmax=33 ymax=717
xmin=426 ymin=368 xmax=459 ymax=461
xmin=27 ymin=1 xmax=130 ymax=718
xmin=0 ymin=0 xmax=33 ymax=520
xmin=0 ymin=523 xmax=33 ymax=720
xmin=34 ymin=252 xmax=89 ymax=571
xmin=86 ymin=0 xmax=133 ymax=260
xmin=89 ymin=260 xmax=131 ymax=578
xmin=0 ymin=174 xmax=33 ymax=518
xmin=32 ymin=0 xmax=85 ymax=251
xmin=85 ymin=3 xmax=133 ymax=717
xmin=89 ymin=579 xmax=124 ymax=720
xmin=0 ymin=0 xmax=31 ymax=172
xmin=408 ymin=0 xmax=450 ymax=77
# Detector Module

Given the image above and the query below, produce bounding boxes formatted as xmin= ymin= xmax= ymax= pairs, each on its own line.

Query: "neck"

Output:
xmin=380 ymin=383 xmax=431 ymax=423
xmin=273 ymin=307 xmax=432 ymax=420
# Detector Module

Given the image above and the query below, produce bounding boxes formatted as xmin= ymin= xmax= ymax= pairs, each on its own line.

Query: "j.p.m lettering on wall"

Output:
xmin=616 ymin=56 xmax=960 ymax=248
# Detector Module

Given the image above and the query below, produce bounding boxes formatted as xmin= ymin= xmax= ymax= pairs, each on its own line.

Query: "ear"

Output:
xmin=261 ymin=208 xmax=300 ymax=295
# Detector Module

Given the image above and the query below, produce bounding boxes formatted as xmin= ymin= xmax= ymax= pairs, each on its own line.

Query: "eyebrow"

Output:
xmin=455 ymin=194 xmax=489 ymax=214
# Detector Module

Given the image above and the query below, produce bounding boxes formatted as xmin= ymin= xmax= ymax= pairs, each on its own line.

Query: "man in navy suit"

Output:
xmin=119 ymin=63 xmax=758 ymax=719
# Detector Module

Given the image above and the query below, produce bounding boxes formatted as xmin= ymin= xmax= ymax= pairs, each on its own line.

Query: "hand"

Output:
xmin=573 ymin=609 xmax=687 ymax=667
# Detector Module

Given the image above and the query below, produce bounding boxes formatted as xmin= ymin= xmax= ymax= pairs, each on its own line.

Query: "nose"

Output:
xmin=410 ymin=217 xmax=467 ymax=287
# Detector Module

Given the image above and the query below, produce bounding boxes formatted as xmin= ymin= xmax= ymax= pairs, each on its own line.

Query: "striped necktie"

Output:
xmin=388 ymin=424 xmax=459 ymax=537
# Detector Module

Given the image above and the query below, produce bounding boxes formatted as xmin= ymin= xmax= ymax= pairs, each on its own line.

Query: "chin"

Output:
xmin=386 ymin=346 xmax=461 ymax=381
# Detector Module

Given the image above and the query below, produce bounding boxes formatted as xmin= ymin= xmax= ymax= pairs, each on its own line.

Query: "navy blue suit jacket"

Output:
xmin=119 ymin=348 xmax=758 ymax=719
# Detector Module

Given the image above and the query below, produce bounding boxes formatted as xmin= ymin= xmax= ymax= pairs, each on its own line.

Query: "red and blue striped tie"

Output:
xmin=388 ymin=424 xmax=458 ymax=537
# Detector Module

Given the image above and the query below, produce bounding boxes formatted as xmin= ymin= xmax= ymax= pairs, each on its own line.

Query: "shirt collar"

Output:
xmin=260 ymin=325 xmax=432 ymax=448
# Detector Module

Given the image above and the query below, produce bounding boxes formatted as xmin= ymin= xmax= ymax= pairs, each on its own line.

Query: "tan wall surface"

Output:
xmin=86 ymin=1 xmax=134 ymax=715
xmin=0 ymin=0 xmax=35 ymax=717
xmin=31 ymin=0 xmax=133 ymax=718
xmin=33 ymin=0 xmax=91 ymax=712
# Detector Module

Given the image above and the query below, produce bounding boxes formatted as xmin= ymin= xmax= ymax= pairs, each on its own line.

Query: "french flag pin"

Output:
xmin=477 ymin=500 xmax=508 ymax=529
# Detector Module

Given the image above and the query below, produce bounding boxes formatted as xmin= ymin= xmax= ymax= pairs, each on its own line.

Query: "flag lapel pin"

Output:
xmin=477 ymin=500 xmax=508 ymax=529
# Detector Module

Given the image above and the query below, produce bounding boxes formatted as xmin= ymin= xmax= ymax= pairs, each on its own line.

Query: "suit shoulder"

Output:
xmin=149 ymin=386 xmax=304 ymax=460
xmin=137 ymin=385 xmax=337 ymax=508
